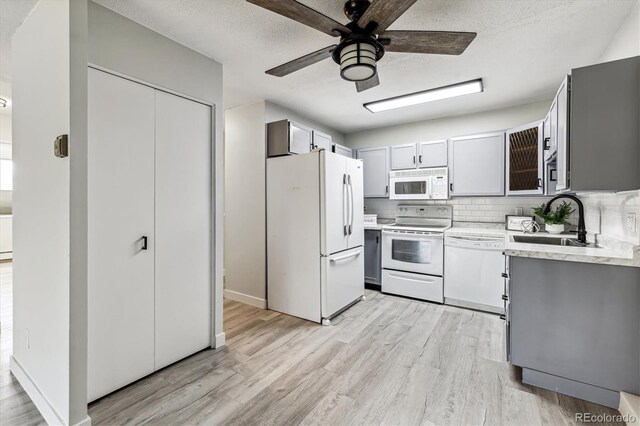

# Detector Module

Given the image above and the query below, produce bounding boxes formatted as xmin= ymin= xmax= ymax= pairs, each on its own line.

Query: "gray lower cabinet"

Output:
xmin=507 ymin=256 xmax=640 ymax=408
xmin=364 ymin=229 xmax=381 ymax=285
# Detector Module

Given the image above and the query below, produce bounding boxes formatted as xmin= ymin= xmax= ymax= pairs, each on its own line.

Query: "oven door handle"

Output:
xmin=382 ymin=230 xmax=443 ymax=239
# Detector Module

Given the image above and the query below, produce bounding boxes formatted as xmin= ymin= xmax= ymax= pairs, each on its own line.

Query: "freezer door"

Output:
xmin=321 ymin=247 xmax=364 ymax=319
xmin=347 ymin=158 xmax=365 ymax=248
xmin=321 ymin=151 xmax=349 ymax=255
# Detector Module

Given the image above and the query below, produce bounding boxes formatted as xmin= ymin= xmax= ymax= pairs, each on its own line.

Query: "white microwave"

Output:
xmin=389 ymin=167 xmax=449 ymax=200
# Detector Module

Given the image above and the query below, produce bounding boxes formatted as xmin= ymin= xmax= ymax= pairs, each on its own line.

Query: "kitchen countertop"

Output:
xmin=364 ymin=218 xmax=394 ymax=230
xmin=445 ymin=222 xmax=640 ymax=267
xmin=504 ymin=231 xmax=640 ymax=268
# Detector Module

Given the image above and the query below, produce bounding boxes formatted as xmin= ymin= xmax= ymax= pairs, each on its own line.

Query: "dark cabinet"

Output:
xmin=506 ymin=121 xmax=544 ymax=195
xmin=364 ymin=229 xmax=381 ymax=286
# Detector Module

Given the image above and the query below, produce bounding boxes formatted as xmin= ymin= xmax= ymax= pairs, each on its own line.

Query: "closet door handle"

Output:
xmin=141 ymin=236 xmax=148 ymax=250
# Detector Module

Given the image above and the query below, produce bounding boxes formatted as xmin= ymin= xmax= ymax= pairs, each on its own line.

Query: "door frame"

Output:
xmin=87 ymin=64 xmax=220 ymax=350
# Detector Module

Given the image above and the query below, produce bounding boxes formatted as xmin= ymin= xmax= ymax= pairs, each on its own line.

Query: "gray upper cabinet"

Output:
xmin=390 ymin=143 xmax=417 ymax=170
xmin=449 ymin=132 xmax=505 ymax=196
xmin=506 ymin=121 xmax=544 ymax=196
xmin=542 ymin=110 xmax=553 ymax=161
xmin=267 ymin=119 xmax=312 ymax=157
xmin=418 ymin=140 xmax=448 ymax=168
xmin=357 ymin=146 xmax=390 ymax=198
xmin=333 ymin=143 xmax=353 ymax=158
xmin=557 ymin=56 xmax=640 ymax=192
xmin=554 ymin=76 xmax=569 ymax=192
xmin=312 ymin=130 xmax=332 ymax=151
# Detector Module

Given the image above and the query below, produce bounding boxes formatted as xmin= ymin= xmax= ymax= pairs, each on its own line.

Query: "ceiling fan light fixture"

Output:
xmin=364 ymin=78 xmax=484 ymax=112
xmin=339 ymin=42 xmax=377 ymax=82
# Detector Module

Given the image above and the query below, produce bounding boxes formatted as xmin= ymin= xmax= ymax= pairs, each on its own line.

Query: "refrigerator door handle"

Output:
xmin=330 ymin=248 xmax=362 ymax=262
xmin=348 ymin=174 xmax=354 ymax=235
xmin=343 ymin=174 xmax=348 ymax=236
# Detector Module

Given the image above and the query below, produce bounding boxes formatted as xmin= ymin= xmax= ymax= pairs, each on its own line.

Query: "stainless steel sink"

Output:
xmin=511 ymin=235 xmax=598 ymax=248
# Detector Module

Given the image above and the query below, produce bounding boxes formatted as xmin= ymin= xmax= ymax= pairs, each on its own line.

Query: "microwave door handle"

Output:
xmin=428 ymin=176 xmax=433 ymax=199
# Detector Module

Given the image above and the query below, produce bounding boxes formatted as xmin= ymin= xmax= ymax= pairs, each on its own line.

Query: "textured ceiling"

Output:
xmin=0 ymin=0 xmax=636 ymax=132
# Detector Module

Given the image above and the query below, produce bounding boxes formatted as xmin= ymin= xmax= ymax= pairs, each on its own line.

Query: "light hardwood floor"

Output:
xmin=1 ymin=262 xmax=624 ymax=425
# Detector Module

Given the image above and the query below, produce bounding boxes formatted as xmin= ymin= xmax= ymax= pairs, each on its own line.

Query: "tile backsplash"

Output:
xmin=364 ymin=197 xmax=575 ymax=224
xmin=580 ymin=190 xmax=640 ymax=246
xmin=365 ymin=190 xmax=640 ymax=246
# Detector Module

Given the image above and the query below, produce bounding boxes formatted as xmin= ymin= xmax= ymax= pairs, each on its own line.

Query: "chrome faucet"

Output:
xmin=543 ymin=194 xmax=587 ymax=244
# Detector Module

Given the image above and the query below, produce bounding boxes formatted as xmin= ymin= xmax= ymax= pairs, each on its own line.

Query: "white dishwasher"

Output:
xmin=444 ymin=231 xmax=505 ymax=314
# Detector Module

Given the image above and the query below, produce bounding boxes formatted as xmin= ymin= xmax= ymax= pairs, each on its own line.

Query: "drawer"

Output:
xmin=382 ymin=269 xmax=443 ymax=303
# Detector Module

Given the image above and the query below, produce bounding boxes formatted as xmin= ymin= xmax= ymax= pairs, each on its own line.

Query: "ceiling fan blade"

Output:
xmin=355 ymin=74 xmax=380 ymax=92
xmin=380 ymin=30 xmax=477 ymax=55
xmin=247 ymin=0 xmax=350 ymax=36
xmin=266 ymin=45 xmax=338 ymax=77
xmin=358 ymin=0 xmax=417 ymax=34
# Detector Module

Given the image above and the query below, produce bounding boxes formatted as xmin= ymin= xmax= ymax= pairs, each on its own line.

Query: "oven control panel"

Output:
xmin=397 ymin=205 xmax=452 ymax=219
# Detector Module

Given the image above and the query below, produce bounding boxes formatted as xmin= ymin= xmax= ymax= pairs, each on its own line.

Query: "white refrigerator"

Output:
xmin=267 ymin=150 xmax=365 ymax=324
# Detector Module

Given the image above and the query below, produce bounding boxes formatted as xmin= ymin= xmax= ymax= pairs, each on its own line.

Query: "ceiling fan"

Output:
xmin=247 ymin=0 xmax=477 ymax=92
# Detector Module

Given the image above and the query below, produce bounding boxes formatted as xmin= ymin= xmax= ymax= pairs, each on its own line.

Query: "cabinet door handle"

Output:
xmin=543 ymin=137 xmax=551 ymax=150
xmin=413 ymin=155 xmax=416 ymax=164
xmin=501 ymin=273 xmax=509 ymax=278
xmin=537 ymin=178 xmax=542 ymax=188
xmin=419 ymin=155 xmax=422 ymax=163
xmin=449 ymin=183 xmax=453 ymax=192
xmin=502 ymin=294 xmax=508 ymax=301
xmin=376 ymin=235 xmax=379 ymax=244
xmin=141 ymin=236 xmax=148 ymax=250
xmin=499 ymin=314 xmax=506 ymax=321
xmin=386 ymin=185 xmax=389 ymax=194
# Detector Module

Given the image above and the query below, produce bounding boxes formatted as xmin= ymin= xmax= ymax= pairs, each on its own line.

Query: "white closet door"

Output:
xmin=154 ymin=91 xmax=212 ymax=369
xmin=88 ymin=68 xmax=156 ymax=401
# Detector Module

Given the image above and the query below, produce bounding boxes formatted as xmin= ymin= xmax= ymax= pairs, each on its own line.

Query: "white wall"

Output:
xmin=265 ymin=101 xmax=346 ymax=146
xmin=224 ymin=101 xmax=267 ymax=307
xmin=224 ymin=100 xmax=345 ymax=307
xmin=599 ymin=1 xmax=640 ymax=63
xmin=1 ymin=113 xmax=12 ymax=213
xmin=345 ymin=101 xmax=550 ymax=149
xmin=0 ymin=111 xmax=11 ymax=142
xmin=11 ymin=1 xmax=89 ymax=425
xmin=88 ymin=1 xmax=226 ymax=346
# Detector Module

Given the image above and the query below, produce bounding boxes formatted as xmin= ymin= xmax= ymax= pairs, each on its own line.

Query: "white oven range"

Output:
xmin=381 ymin=205 xmax=452 ymax=303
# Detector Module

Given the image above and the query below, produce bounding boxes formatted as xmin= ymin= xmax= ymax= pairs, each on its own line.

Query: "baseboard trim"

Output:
xmin=224 ymin=289 xmax=267 ymax=309
xmin=619 ymin=392 xmax=639 ymax=426
xmin=214 ymin=332 xmax=226 ymax=348
xmin=10 ymin=355 xmax=65 ymax=425
xmin=73 ymin=415 xmax=92 ymax=426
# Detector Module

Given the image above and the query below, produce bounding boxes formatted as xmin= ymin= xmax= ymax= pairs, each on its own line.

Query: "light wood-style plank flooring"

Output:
xmin=1 ymin=261 xmax=624 ymax=425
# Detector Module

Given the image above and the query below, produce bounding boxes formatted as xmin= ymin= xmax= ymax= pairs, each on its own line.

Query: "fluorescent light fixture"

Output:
xmin=364 ymin=79 xmax=484 ymax=113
